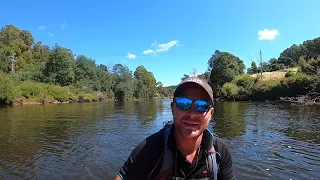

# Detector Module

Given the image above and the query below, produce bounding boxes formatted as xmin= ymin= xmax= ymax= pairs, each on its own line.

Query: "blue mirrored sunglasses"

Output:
xmin=174 ymin=97 xmax=211 ymax=113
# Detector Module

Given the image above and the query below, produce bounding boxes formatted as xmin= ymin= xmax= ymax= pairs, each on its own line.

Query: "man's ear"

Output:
xmin=210 ymin=107 xmax=214 ymax=115
xmin=171 ymin=102 xmax=174 ymax=113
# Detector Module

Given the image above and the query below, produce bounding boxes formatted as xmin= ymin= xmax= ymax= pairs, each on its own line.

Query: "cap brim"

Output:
xmin=174 ymin=82 xmax=213 ymax=103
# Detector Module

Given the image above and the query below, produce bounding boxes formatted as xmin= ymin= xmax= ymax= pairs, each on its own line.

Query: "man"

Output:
xmin=115 ymin=77 xmax=235 ymax=180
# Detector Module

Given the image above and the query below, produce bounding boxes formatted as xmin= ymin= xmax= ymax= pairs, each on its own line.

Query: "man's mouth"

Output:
xmin=182 ymin=121 xmax=199 ymax=129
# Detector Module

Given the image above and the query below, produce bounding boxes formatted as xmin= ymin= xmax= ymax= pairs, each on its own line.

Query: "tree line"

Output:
xmin=1 ymin=24 xmax=319 ymax=104
xmin=0 ymin=25 xmax=174 ymax=104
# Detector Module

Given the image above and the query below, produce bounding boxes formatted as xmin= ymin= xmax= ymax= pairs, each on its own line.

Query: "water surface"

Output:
xmin=0 ymin=100 xmax=319 ymax=179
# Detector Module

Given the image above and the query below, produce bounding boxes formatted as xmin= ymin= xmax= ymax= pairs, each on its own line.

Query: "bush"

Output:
xmin=279 ymin=73 xmax=314 ymax=96
xmin=17 ymin=81 xmax=46 ymax=99
xmin=0 ymin=73 xmax=15 ymax=102
xmin=231 ymin=74 xmax=256 ymax=100
xmin=78 ymin=92 xmax=98 ymax=102
xmin=47 ymin=85 xmax=71 ymax=102
xmin=285 ymin=71 xmax=296 ymax=77
xmin=221 ymin=82 xmax=239 ymax=99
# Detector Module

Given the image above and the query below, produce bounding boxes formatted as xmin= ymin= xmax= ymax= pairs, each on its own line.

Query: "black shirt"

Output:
xmin=118 ymin=125 xmax=235 ymax=180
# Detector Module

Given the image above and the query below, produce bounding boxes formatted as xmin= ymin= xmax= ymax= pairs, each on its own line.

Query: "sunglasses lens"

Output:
xmin=195 ymin=100 xmax=210 ymax=113
xmin=175 ymin=97 xmax=192 ymax=110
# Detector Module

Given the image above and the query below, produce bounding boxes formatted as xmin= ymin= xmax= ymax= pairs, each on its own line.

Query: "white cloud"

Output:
xmin=61 ymin=22 xmax=67 ymax=29
xmin=142 ymin=40 xmax=179 ymax=55
xmin=151 ymin=41 xmax=157 ymax=47
xmin=126 ymin=52 xmax=136 ymax=59
xmin=258 ymin=29 xmax=279 ymax=40
xmin=143 ymin=49 xmax=155 ymax=55
xmin=38 ymin=25 xmax=46 ymax=30
xmin=48 ymin=33 xmax=54 ymax=37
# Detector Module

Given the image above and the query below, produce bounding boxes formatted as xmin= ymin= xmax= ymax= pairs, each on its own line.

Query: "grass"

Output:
xmin=250 ymin=67 xmax=299 ymax=82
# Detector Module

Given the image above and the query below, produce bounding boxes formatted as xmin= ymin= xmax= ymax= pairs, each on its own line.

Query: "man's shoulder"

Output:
xmin=213 ymin=136 xmax=227 ymax=148
xmin=130 ymin=128 xmax=165 ymax=160
xmin=213 ymin=136 xmax=231 ymax=157
xmin=118 ymin=128 xmax=167 ymax=179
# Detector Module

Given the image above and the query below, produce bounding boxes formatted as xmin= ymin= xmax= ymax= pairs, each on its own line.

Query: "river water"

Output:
xmin=0 ymin=100 xmax=319 ymax=180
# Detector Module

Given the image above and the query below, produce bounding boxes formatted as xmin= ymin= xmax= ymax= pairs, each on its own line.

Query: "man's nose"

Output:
xmin=187 ymin=103 xmax=198 ymax=114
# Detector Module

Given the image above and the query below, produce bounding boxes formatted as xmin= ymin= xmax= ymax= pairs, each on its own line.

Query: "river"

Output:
xmin=0 ymin=100 xmax=319 ymax=180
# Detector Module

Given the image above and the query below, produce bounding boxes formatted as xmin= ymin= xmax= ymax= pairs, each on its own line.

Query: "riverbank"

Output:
xmin=2 ymin=96 xmax=174 ymax=106
xmin=216 ymin=92 xmax=320 ymax=106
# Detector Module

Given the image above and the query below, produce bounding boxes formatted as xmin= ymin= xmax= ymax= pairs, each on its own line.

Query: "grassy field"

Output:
xmin=250 ymin=67 xmax=299 ymax=82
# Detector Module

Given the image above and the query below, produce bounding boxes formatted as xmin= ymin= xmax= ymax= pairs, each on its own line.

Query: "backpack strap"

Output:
xmin=207 ymin=147 xmax=218 ymax=180
xmin=147 ymin=125 xmax=173 ymax=180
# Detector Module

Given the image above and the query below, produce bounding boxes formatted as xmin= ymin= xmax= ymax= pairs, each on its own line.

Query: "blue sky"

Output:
xmin=2 ymin=0 xmax=320 ymax=86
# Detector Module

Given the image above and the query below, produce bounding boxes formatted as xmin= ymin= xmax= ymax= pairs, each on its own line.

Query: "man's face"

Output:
xmin=170 ymin=86 xmax=214 ymax=139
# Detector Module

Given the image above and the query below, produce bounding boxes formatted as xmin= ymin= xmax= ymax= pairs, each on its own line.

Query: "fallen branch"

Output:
xmin=280 ymin=92 xmax=320 ymax=106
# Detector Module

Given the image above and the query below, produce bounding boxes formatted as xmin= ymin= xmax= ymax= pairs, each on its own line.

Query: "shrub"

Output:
xmin=231 ymin=74 xmax=256 ymax=100
xmin=221 ymin=83 xmax=239 ymax=99
xmin=47 ymin=85 xmax=71 ymax=102
xmin=285 ymin=71 xmax=296 ymax=77
xmin=17 ymin=81 xmax=46 ymax=99
xmin=0 ymin=73 xmax=15 ymax=102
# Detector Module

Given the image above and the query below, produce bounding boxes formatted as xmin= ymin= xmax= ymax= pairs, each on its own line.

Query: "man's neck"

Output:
xmin=174 ymin=130 xmax=203 ymax=163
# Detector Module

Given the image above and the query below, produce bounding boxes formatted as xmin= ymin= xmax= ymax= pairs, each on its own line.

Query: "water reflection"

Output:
xmin=0 ymin=100 xmax=319 ymax=180
xmin=212 ymin=101 xmax=247 ymax=138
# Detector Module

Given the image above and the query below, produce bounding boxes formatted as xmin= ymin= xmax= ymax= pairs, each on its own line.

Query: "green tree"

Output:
xmin=74 ymin=55 xmax=101 ymax=91
xmin=43 ymin=44 xmax=75 ymax=86
xmin=0 ymin=25 xmax=22 ymax=46
xmin=112 ymin=64 xmax=135 ymax=100
xmin=96 ymin=64 xmax=113 ymax=97
xmin=278 ymin=44 xmax=306 ymax=67
xmin=303 ymin=37 xmax=320 ymax=60
xmin=208 ymin=50 xmax=245 ymax=94
xmin=251 ymin=61 xmax=258 ymax=74
xmin=134 ymin=65 xmax=157 ymax=99
xmin=197 ymin=71 xmax=210 ymax=82
xmin=181 ymin=74 xmax=190 ymax=81
xmin=0 ymin=43 xmax=11 ymax=73
xmin=0 ymin=25 xmax=36 ymax=75
xmin=156 ymin=81 xmax=170 ymax=98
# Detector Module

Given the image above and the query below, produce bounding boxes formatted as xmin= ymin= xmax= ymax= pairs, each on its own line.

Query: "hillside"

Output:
xmin=250 ymin=67 xmax=299 ymax=82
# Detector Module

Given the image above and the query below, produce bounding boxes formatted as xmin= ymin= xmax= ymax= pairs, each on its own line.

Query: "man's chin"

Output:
xmin=180 ymin=128 xmax=201 ymax=139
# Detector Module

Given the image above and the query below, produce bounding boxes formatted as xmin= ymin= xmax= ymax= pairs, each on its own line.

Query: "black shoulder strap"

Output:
xmin=147 ymin=126 xmax=173 ymax=180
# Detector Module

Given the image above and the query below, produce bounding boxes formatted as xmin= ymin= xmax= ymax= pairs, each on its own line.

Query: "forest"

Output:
xmin=0 ymin=25 xmax=174 ymax=104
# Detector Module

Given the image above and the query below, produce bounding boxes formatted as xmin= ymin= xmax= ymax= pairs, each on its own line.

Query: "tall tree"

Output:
xmin=251 ymin=61 xmax=258 ymax=74
xmin=208 ymin=50 xmax=245 ymax=94
xmin=74 ymin=55 xmax=101 ymax=91
xmin=112 ymin=64 xmax=135 ymax=100
xmin=134 ymin=65 xmax=157 ymax=99
xmin=43 ymin=44 xmax=75 ymax=86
